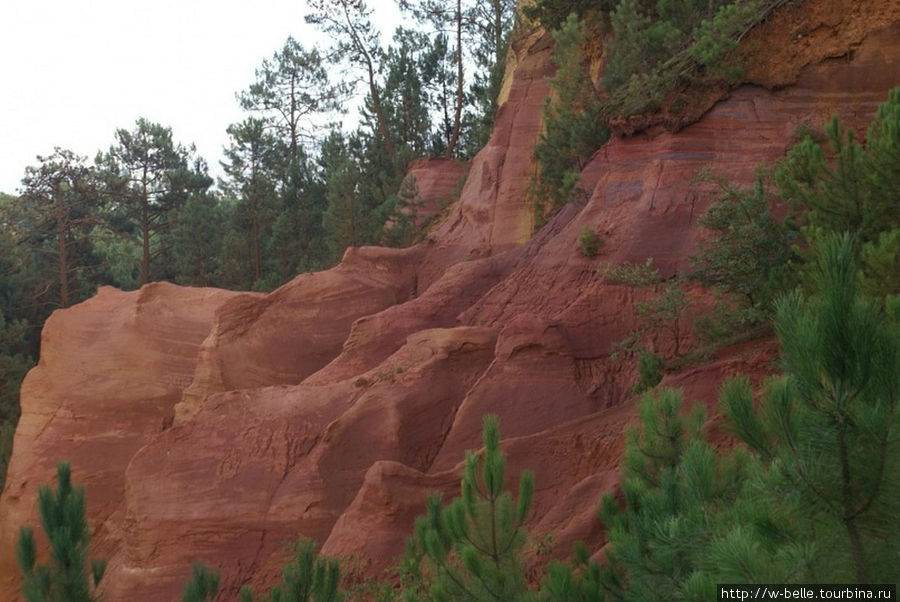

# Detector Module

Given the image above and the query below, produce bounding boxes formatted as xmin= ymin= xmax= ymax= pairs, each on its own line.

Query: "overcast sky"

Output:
xmin=0 ymin=0 xmax=402 ymax=194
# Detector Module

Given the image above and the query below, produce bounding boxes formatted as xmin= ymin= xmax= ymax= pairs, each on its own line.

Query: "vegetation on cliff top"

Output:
xmin=528 ymin=0 xmax=799 ymax=215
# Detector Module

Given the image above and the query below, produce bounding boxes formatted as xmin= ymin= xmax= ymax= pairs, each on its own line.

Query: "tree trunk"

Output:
xmin=140 ymin=167 xmax=151 ymax=286
xmin=338 ymin=0 xmax=397 ymax=164
xmin=445 ymin=0 xmax=464 ymax=158
xmin=367 ymin=67 xmax=397 ymax=163
xmin=252 ymin=195 xmax=261 ymax=283
xmin=838 ymin=425 xmax=868 ymax=583
xmin=55 ymin=184 xmax=69 ymax=308
xmin=289 ymin=73 xmax=299 ymax=167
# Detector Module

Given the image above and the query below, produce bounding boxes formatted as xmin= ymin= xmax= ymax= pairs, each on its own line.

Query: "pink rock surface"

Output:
xmin=397 ymin=157 xmax=469 ymax=228
xmin=0 ymin=283 xmax=241 ymax=595
xmin=1 ymin=5 xmax=897 ymax=600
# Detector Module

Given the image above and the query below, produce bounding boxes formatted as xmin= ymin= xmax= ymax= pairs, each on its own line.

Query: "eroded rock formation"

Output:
xmin=1 ymin=3 xmax=898 ymax=599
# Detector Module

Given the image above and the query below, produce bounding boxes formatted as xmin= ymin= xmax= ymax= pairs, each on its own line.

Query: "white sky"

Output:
xmin=0 ymin=0 xmax=402 ymax=194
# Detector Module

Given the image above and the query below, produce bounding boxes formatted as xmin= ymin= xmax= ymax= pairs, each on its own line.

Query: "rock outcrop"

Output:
xmin=1 ymin=3 xmax=898 ymax=599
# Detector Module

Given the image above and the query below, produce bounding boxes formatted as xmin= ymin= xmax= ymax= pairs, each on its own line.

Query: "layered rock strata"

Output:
xmin=1 ymin=4 xmax=897 ymax=599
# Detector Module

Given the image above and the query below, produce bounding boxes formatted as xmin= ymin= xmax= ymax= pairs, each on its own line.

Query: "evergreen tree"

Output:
xmin=418 ymin=32 xmax=458 ymax=155
xmin=102 ymin=118 xmax=211 ymax=285
xmin=723 ymin=234 xmax=900 ymax=584
xmin=548 ymin=388 xmax=798 ymax=601
xmin=0 ymin=196 xmax=37 ymax=490
xmin=539 ymin=541 xmax=606 ymax=601
xmin=776 ymin=90 xmax=899 ymax=246
xmin=689 ymin=172 xmax=795 ymax=333
xmin=306 ymin=0 xmax=398 ymax=164
xmin=167 ymin=192 xmax=225 ymax=287
xmin=397 ymin=0 xmax=466 ymax=157
xmin=182 ymin=564 xmax=221 ymax=602
xmin=404 ymin=415 xmax=534 ymax=601
xmin=523 ymin=0 xmax=605 ymax=32
xmin=221 ymin=117 xmax=283 ymax=287
xmin=322 ymin=147 xmax=369 ymax=260
xmin=606 ymin=258 xmax=690 ymax=360
xmin=238 ymin=37 xmax=346 ymax=169
xmin=775 ymin=87 xmax=900 ymax=298
xmin=380 ymin=28 xmax=433 ymax=158
xmin=18 ymin=148 xmax=101 ymax=309
xmin=531 ymin=14 xmax=608 ymax=215
xmin=239 ymin=539 xmax=342 ymax=602
xmin=16 ymin=461 xmax=106 ymax=602
xmin=599 ymin=389 xmax=735 ymax=600
xmin=0 ymin=309 xmax=30 ymax=488
xmin=465 ymin=0 xmax=516 ymax=154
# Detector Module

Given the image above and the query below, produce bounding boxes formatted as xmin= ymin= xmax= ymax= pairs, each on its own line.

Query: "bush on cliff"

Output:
xmin=182 ymin=564 xmax=220 ymax=602
xmin=688 ymin=171 xmax=796 ymax=339
xmin=527 ymin=0 xmax=787 ymax=218
xmin=528 ymin=0 xmax=791 ymax=122
xmin=531 ymin=14 xmax=609 ymax=218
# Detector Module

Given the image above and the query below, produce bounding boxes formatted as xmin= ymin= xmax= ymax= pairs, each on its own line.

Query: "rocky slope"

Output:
xmin=1 ymin=2 xmax=898 ymax=599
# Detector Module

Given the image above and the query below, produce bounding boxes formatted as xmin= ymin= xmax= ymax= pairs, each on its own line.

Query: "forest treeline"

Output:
xmin=0 ymin=0 xmax=518 ymax=489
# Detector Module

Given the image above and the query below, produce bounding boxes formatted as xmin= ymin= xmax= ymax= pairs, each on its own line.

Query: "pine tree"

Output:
xmin=101 ymin=118 xmax=211 ymax=285
xmin=404 ymin=415 xmax=534 ymax=601
xmin=605 ymin=258 xmax=690 ymax=360
xmin=397 ymin=0 xmax=466 ymax=157
xmin=463 ymin=0 xmax=516 ymax=156
xmin=182 ymin=564 xmax=220 ymax=602
xmin=323 ymin=150 xmax=366 ymax=261
xmin=19 ymin=148 xmax=100 ymax=309
xmin=531 ymin=14 xmax=608 ymax=214
xmin=775 ymin=89 xmax=900 ymax=247
xmin=167 ymin=193 xmax=225 ymax=287
xmin=723 ymin=234 xmax=900 ymax=584
xmin=238 ymin=37 xmax=346 ymax=170
xmin=689 ymin=172 xmax=795 ymax=332
xmin=239 ymin=539 xmax=342 ymax=602
xmin=221 ymin=117 xmax=283 ymax=287
xmin=775 ymin=87 xmax=900 ymax=299
xmin=306 ymin=0 xmax=397 ymax=164
xmin=570 ymin=388 xmax=793 ymax=601
xmin=539 ymin=541 xmax=606 ymax=601
xmin=16 ymin=461 xmax=106 ymax=602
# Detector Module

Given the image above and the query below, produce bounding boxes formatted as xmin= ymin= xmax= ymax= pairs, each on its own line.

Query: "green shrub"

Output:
xmin=578 ymin=226 xmax=603 ymax=256
xmin=634 ymin=350 xmax=665 ymax=393
xmin=688 ymin=172 xmax=795 ymax=335
xmin=182 ymin=564 xmax=220 ymax=602
xmin=529 ymin=0 xmax=792 ymax=123
xmin=239 ymin=538 xmax=341 ymax=602
xmin=531 ymin=15 xmax=609 ymax=219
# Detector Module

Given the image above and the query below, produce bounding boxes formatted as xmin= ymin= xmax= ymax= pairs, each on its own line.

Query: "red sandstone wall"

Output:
xmin=1 ymin=3 xmax=897 ymax=599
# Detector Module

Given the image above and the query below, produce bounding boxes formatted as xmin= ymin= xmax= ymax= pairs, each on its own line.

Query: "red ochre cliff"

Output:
xmin=1 ymin=1 xmax=898 ymax=599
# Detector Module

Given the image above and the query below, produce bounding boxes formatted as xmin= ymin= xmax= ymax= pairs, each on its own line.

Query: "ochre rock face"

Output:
xmin=0 ymin=284 xmax=242 ymax=594
xmin=396 ymin=157 xmax=470 ymax=229
xmin=1 ymin=5 xmax=898 ymax=600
